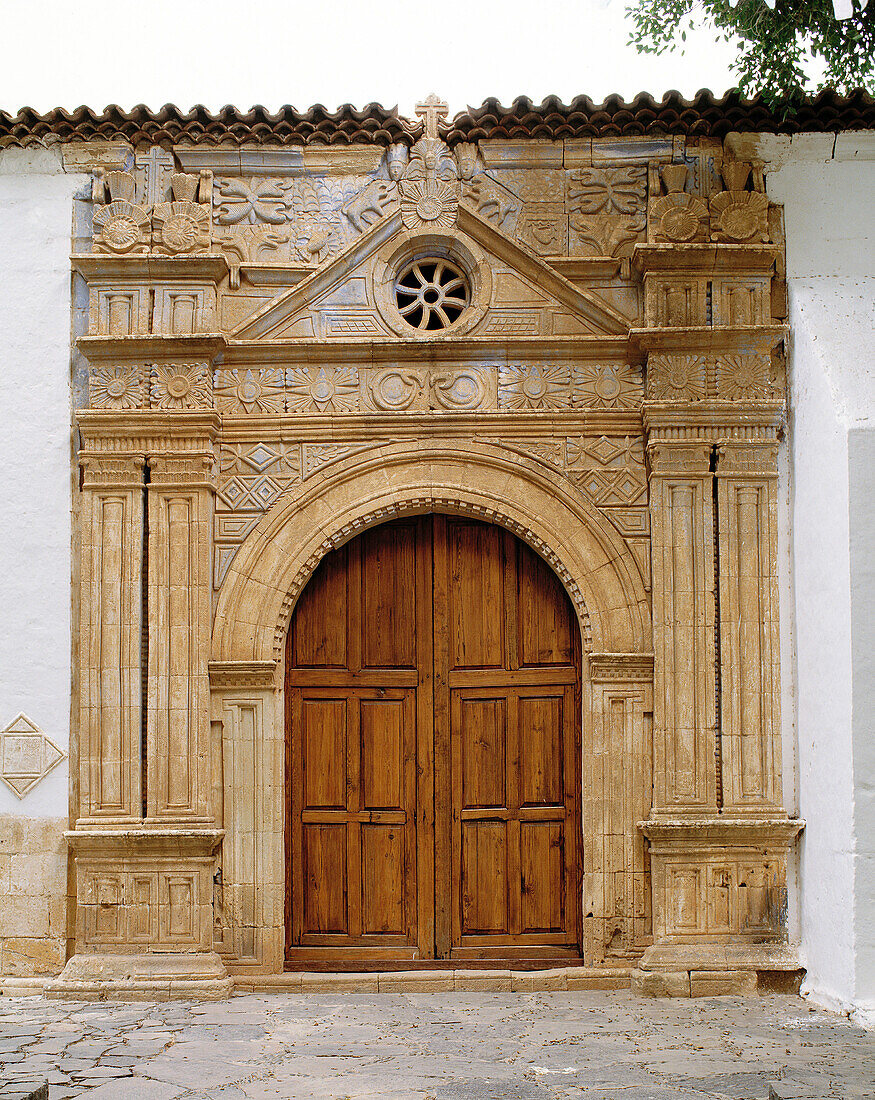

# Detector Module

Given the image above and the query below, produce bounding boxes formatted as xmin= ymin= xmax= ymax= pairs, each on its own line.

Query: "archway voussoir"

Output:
xmin=212 ymin=441 xmax=650 ymax=662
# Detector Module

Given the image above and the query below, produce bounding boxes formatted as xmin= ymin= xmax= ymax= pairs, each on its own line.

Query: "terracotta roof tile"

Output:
xmin=0 ymin=102 xmax=418 ymax=148
xmin=443 ymin=89 xmax=875 ymax=143
xmin=0 ymin=89 xmax=872 ymax=149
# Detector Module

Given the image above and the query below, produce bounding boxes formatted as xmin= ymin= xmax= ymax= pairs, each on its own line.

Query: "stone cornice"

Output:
xmin=588 ymin=652 xmax=654 ymax=682
xmin=65 ymin=828 xmax=225 ymax=856
xmin=72 ymin=254 xmax=229 ymax=282
xmin=638 ymin=817 xmax=804 ymax=847
xmin=78 ymin=334 xmax=226 ymax=363
xmin=643 ymin=401 xmax=784 ymax=438
xmin=223 ymin=335 xmax=636 ymax=366
xmin=77 ymin=409 xmax=222 ymax=452
xmin=208 ymin=661 xmax=279 ymax=690
xmin=632 ymin=244 xmax=779 ymax=277
xmin=630 ymin=326 xmax=787 ymax=355
xmin=216 ymin=409 xmax=644 ymax=441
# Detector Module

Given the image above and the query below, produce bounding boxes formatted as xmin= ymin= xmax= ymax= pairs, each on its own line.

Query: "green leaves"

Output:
xmin=626 ymin=0 xmax=875 ymax=106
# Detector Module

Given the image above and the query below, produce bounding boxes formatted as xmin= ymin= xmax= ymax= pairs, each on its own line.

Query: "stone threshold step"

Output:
xmin=232 ymin=967 xmax=631 ymax=993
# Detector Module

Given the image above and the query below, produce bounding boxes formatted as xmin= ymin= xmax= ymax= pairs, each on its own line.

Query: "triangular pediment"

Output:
xmin=231 ymin=203 xmax=629 ymax=342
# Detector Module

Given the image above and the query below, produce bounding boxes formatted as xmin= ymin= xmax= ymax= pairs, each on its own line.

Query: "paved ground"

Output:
xmin=0 ymin=992 xmax=872 ymax=1100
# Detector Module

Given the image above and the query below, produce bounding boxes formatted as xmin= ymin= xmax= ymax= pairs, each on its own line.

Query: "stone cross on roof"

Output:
xmin=415 ymin=94 xmax=449 ymax=139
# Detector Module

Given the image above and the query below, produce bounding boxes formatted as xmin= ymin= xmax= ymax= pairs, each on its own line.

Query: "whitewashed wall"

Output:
xmin=0 ymin=147 xmax=84 ymax=816
xmin=0 ymin=147 xmax=85 ymax=977
xmin=756 ymin=131 xmax=875 ymax=1025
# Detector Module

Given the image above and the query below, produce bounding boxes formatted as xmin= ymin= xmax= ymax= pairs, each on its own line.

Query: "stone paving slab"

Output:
xmin=0 ymin=992 xmax=872 ymax=1100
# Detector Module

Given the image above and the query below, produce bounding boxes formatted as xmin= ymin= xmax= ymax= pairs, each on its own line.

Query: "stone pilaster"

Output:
xmin=146 ymin=451 xmax=215 ymax=823
xmin=76 ymin=455 xmax=144 ymax=824
xmin=647 ymin=440 xmax=717 ymax=816
xmin=715 ymin=441 xmax=783 ymax=813
xmin=583 ymin=654 xmax=654 ymax=966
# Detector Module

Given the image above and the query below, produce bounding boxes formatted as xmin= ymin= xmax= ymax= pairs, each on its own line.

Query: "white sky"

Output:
xmin=1 ymin=0 xmax=742 ymax=118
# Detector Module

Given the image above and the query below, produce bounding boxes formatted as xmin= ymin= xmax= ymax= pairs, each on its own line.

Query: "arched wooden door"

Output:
xmin=285 ymin=515 xmax=581 ymax=968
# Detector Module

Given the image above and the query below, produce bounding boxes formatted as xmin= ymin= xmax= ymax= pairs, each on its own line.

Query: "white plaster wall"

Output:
xmin=0 ymin=147 xmax=84 ymax=819
xmin=759 ymin=131 xmax=875 ymax=1020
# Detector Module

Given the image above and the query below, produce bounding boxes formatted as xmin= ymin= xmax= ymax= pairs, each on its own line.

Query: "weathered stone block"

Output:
xmin=630 ymin=968 xmax=691 ymax=997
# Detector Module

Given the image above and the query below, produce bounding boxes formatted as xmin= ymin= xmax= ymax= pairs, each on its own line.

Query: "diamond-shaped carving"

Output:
xmin=0 ymin=713 xmax=66 ymax=798
xmin=244 ymin=444 xmax=278 ymax=473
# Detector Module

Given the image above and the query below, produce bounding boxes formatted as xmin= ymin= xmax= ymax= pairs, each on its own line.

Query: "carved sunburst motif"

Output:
xmin=89 ymin=366 xmax=145 ymax=410
xmin=399 ymin=178 xmax=459 ymax=230
xmin=647 ymin=354 xmax=707 ymax=401
xmin=153 ymin=201 xmax=210 ymax=255
xmin=93 ymin=200 xmax=150 ymax=254
xmin=150 ymin=363 xmax=213 ymax=409
xmin=215 ymin=368 xmax=286 ymax=415
xmin=716 ymin=354 xmax=775 ymax=400
xmin=497 ymin=364 xmax=571 ymax=410
xmin=286 ymin=367 xmax=359 ymax=413
xmin=572 ymin=363 xmax=643 ymax=409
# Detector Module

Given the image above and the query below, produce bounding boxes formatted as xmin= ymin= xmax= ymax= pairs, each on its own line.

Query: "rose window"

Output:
xmin=394 ymin=258 xmax=470 ymax=331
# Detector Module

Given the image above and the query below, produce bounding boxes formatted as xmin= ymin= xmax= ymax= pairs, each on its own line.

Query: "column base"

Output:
xmin=631 ymin=941 xmax=804 ymax=997
xmin=44 ymin=952 xmax=232 ymax=1001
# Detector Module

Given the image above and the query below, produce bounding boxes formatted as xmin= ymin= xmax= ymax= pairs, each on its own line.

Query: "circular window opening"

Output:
xmin=394 ymin=258 xmax=470 ymax=332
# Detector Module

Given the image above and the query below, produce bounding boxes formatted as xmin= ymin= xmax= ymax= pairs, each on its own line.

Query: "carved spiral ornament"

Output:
xmin=394 ymin=258 xmax=470 ymax=331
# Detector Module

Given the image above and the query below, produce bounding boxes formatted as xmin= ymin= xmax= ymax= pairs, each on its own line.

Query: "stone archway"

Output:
xmin=209 ymin=440 xmax=653 ymax=974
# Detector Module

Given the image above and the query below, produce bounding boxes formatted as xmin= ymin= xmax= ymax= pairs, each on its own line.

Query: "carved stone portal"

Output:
xmin=54 ymin=107 xmax=800 ymax=998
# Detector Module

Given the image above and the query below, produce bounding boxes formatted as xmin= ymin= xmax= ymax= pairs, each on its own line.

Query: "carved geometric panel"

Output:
xmin=0 ymin=713 xmax=66 ymax=798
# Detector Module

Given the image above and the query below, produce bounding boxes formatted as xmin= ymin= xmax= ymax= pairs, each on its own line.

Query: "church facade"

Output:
xmin=0 ymin=92 xmax=872 ymax=1015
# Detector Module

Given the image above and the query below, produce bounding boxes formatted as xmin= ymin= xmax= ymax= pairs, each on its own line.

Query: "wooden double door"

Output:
xmin=285 ymin=515 xmax=581 ymax=968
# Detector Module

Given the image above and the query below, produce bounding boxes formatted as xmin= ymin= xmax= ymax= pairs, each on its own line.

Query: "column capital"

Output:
xmin=647 ymin=440 xmax=712 ymax=476
xmin=80 ymin=453 xmax=145 ymax=491
xmin=715 ymin=439 xmax=780 ymax=476
xmin=148 ymin=452 xmax=216 ymax=491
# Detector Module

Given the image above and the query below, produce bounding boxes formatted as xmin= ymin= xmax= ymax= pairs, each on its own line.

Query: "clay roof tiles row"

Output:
xmin=0 ymin=89 xmax=872 ymax=149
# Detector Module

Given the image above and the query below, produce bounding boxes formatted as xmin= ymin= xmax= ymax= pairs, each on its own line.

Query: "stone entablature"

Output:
xmin=51 ymin=97 xmax=801 ymax=998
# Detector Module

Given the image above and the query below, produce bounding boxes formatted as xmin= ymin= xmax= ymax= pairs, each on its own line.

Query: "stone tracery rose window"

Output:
xmin=393 ymin=257 xmax=470 ymax=331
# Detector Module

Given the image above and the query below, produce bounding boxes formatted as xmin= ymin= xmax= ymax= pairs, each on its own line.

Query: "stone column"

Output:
xmin=647 ymin=441 xmax=717 ymax=816
xmin=77 ymin=455 xmax=144 ymax=824
xmin=715 ymin=441 xmax=783 ymax=813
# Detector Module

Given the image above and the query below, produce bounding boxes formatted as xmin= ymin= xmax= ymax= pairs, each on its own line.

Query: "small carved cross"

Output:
xmin=415 ymin=94 xmax=449 ymax=140
xmin=135 ymin=146 xmax=175 ymax=205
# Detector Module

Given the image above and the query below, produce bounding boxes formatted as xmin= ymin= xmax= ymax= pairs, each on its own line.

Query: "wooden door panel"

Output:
xmin=290 ymin=686 xmax=417 ymax=952
xmin=360 ymin=522 xmax=417 ymax=669
xmin=301 ymin=698 xmax=347 ymax=810
xmin=520 ymin=822 xmax=565 ymax=933
xmin=517 ymin=545 xmax=573 ymax=667
xmin=460 ymin=697 xmax=506 ymax=809
xmin=360 ymin=825 xmax=406 ymax=934
xmin=291 ymin=547 xmax=348 ymax=668
xmin=359 ymin=698 xmax=404 ymax=810
xmin=449 ymin=521 xmax=505 ymax=669
xmin=461 ymin=821 xmax=509 ymax=934
xmin=518 ymin=695 xmax=564 ymax=807
xmin=302 ymin=824 xmax=347 ymax=934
